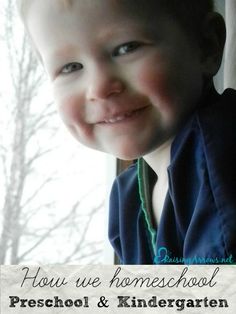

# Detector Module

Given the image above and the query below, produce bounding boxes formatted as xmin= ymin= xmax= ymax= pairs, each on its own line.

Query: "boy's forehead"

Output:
xmin=28 ymin=0 xmax=165 ymax=31
xmin=49 ymin=0 xmax=165 ymax=21
xmin=62 ymin=0 xmax=159 ymax=10
xmin=27 ymin=0 xmax=176 ymax=60
xmin=26 ymin=0 xmax=169 ymax=29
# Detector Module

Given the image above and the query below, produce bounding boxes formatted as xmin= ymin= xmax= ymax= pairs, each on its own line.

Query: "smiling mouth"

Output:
xmin=99 ymin=107 xmax=148 ymax=124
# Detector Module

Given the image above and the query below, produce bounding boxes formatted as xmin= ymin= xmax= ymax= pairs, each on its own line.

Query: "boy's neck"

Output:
xmin=199 ymin=82 xmax=219 ymax=108
xmin=143 ymin=137 xmax=173 ymax=177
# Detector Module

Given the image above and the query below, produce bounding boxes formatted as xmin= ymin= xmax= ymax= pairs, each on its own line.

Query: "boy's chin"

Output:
xmin=107 ymin=147 xmax=147 ymax=161
xmin=102 ymin=139 xmax=164 ymax=161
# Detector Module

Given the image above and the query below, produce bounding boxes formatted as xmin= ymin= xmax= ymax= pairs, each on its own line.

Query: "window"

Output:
xmin=0 ymin=0 xmax=114 ymax=265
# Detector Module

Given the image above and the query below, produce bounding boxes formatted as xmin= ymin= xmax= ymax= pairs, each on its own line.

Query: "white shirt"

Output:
xmin=144 ymin=138 xmax=172 ymax=225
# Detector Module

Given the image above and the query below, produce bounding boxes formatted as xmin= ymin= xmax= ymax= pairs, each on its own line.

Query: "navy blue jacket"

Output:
xmin=109 ymin=89 xmax=236 ymax=264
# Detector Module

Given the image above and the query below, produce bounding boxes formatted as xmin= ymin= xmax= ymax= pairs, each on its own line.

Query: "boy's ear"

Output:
xmin=200 ymin=12 xmax=226 ymax=78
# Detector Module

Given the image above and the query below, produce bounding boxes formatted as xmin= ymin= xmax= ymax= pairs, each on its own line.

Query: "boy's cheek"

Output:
xmin=136 ymin=63 xmax=175 ymax=118
xmin=56 ymin=96 xmax=96 ymax=146
xmin=56 ymin=95 xmax=85 ymax=126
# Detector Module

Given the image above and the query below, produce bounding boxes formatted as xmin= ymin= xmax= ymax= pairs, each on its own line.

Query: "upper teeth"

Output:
xmin=104 ymin=112 xmax=132 ymax=123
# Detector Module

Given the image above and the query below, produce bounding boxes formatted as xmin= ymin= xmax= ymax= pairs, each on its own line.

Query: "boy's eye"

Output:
xmin=60 ymin=62 xmax=83 ymax=74
xmin=112 ymin=41 xmax=142 ymax=57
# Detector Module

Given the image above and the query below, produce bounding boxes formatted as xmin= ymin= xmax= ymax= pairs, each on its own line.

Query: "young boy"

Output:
xmin=18 ymin=0 xmax=236 ymax=264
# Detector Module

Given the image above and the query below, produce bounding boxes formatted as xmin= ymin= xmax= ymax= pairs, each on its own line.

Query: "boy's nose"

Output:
xmin=86 ymin=66 xmax=125 ymax=101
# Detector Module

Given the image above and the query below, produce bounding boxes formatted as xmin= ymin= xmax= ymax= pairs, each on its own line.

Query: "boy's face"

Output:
xmin=27 ymin=0 xmax=204 ymax=159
